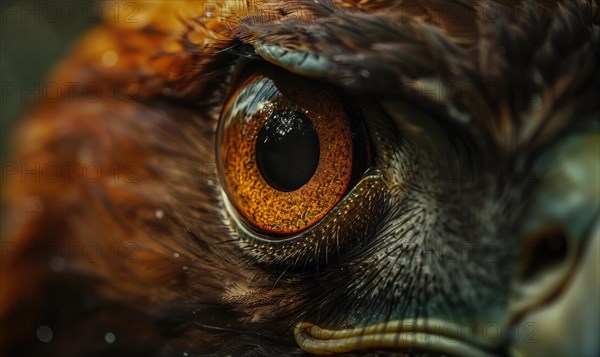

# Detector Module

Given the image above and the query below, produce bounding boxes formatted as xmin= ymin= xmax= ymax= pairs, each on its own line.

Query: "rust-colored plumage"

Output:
xmin=1 ymin=1 xmax=598 ymax=356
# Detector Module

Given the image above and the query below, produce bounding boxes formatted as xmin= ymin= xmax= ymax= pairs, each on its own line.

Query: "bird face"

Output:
xmin=1 ymin=1 xmax=598 ymax=356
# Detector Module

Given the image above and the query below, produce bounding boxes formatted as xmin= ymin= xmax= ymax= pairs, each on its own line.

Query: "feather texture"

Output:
xmin=1 ymin=0 xmax=598 ymax=356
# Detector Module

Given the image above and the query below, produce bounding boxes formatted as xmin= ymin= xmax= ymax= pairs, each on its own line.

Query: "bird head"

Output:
xmin=1 ymin=1 xmax=598 ymax=356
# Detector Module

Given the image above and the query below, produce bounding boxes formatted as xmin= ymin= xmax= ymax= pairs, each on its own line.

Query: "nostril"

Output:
xmin=520 ymin=225 xmax=569 ymax=282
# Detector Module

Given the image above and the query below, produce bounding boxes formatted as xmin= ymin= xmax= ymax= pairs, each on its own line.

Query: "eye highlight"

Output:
xmin=217 ymin=65 xmax=367 ymax=236
xmin=255 ymin=109 xmax=320 ymax=192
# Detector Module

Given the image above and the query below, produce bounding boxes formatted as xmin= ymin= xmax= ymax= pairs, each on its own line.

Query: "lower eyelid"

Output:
xmin=226 ymin=172 xmax=388 ymax=266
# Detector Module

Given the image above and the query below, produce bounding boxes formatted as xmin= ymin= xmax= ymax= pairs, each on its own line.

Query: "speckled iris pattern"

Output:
xmin=218 ymin=66 xmax=353 ymax=235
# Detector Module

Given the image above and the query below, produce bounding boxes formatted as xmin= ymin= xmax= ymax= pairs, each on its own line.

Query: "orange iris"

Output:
xmin=217 ymin=66 xmax=354 ymax=235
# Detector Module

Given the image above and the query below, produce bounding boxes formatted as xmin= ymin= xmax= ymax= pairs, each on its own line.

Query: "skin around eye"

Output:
xmin=217 ymin=66 xmax=353 ymax=235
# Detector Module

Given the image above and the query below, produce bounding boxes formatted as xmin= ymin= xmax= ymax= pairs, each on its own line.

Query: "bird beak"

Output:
xmin=509 ymin=221 xmax=599 ymax=357
xmin=294 ymin=320 xmax=498 ymax=356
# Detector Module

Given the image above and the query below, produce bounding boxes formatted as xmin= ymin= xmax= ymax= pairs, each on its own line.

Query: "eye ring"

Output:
xmin=220 ymin=172 xmax=388 ymax=268
xmin=217 ymin=65 xmax=356 ymax=235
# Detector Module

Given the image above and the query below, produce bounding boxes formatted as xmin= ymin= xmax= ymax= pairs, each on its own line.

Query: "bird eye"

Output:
xmin=217 ymin=65 xmax=370 ymax=236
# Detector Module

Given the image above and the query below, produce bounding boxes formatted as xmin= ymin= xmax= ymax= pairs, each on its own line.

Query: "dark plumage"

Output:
xmin=1 ymin=1 xmax=598 ymax=356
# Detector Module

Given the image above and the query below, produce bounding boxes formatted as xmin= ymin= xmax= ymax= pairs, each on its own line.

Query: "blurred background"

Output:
xmin=1 ymin=0 xmax=99 ymax=159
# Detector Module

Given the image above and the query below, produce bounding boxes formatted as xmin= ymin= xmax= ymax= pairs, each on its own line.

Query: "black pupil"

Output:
xmin=256 ymin=109 xmax=320 ymax=192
